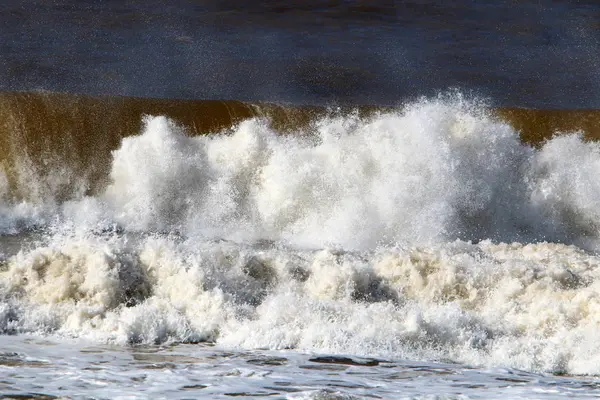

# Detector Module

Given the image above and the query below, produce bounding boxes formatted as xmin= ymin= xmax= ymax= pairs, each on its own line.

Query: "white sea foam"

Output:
xmin=3 ymin=97 xmax=600 ymax=375
xmin=3 ymin=234 xmax=600 ymax=375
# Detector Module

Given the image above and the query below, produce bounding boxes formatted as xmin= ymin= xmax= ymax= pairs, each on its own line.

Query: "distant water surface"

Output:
xmin=1 ymin=1 xmax=600 ymax=107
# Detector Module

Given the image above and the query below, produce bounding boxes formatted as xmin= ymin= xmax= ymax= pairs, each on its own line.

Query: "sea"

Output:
xmin=2 ymin=1 xmax=600 ymax=399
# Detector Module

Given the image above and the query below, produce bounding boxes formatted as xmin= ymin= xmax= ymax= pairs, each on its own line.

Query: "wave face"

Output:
xmin=3 ymin=92 xmax=600 ymax=375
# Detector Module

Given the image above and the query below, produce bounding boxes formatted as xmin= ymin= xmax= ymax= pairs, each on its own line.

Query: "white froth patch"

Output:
xmin=3 ymin=233 xmax=600 ymax=375
xmin=218 ymin=240 xmax=600 ymax=375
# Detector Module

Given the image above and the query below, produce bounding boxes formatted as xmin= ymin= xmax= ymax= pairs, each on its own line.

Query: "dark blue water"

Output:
xmin=1 ymin=0 xmax=600 ymax=107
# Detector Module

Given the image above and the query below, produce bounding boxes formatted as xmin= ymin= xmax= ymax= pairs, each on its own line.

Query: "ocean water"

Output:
xmin=2 ymin=2 xmax=600 ymax=399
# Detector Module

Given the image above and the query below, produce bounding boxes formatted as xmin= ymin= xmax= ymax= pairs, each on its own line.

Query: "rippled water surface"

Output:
xmin=3 ymin=335 xmax=600 ymax=399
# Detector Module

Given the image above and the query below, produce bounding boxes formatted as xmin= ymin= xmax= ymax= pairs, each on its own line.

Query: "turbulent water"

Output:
xmin=2 ymin=91 xmax=600 ymax=398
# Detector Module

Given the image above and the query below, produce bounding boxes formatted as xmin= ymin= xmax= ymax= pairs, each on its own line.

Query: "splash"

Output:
xmin=66 ymin=97 xmax=600 ymax=250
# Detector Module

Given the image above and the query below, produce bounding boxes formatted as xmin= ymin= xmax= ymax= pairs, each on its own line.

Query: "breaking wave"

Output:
xmin=2 ymin=91 xmax=600 ymax=375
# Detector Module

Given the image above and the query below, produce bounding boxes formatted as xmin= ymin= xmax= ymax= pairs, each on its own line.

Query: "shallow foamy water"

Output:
xmin=3 ymin=335 xmax=600 ymax=400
